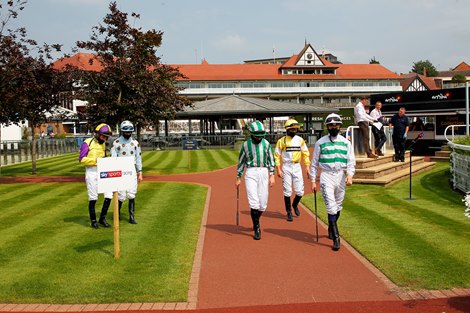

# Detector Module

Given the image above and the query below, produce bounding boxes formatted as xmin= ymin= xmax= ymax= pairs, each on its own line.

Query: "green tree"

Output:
xmin=369 ymin=56 xmax=380 ymax=64
xmin=451 ymin=73 xmax=467 ymax=84
xmin=73 ymin=1 xmax=190 ymax=139
xmin=1 ymin=0 xmax=68 ymax=174
xmin=411 ymin=60 xmax=438 ymax=77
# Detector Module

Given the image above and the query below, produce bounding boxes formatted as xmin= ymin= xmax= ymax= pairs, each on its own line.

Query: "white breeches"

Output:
xmin=282 ymin=163 xmax=304 ymax=197
xmin=319 ymin=170 xmax=346 ymax=215
xmin=118 ymin=177 xmax=138 ymax=202
xmin=245 ymin=167 xmax=269 ymax=211
xmin=85 ymin=167 xmax=112 ymax=201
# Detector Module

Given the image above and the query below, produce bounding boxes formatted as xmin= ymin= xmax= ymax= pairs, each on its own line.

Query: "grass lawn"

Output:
xmin=0 ymin=182 xmax=207 ymax=303
xmin=302 ymin=162 xmax=470 ymax=290
xmin=0 ymin=149 xmax=239 ymax=177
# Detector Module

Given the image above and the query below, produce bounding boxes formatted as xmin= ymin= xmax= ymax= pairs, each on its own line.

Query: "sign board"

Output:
xmin=97 ymin=157 xmax=136 ymax=193
xmin=182 ymin=139 xmax=199 ymax=150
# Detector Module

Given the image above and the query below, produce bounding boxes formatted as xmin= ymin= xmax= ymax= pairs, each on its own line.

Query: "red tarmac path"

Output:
xmin=1 ymin=166 xmax=469 ymax=312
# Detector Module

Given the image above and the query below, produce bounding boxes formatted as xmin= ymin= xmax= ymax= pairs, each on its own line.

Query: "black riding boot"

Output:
xmin=292 ymin=195 xmax=302 ymax=216
xmin=128 ymin=198 xmax=137 ymax=224
xmin=118 ymin=201 xmax=123 ymax=220
xmin=331 ymin=220 xmax=340 ymax=251
xmin=328 ymin=214 xmax=335 ymax=242
xmin=284 ymin=196 xmax=293 ymax=221
xmin=254 ymin=210 xmax=261 ymax=240
xmin=98 ymin=198 xmax=111 ymax=227
xmin=329 ymin=211 xmax=341 ymax=240
xmin=250 ymin=209 xmax=257 ymax=230
xmin=88 ymin=200 xmax=98 ymax=229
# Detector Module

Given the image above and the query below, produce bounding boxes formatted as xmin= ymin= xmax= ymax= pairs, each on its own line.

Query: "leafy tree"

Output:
xmin=0 ymin=0 xmax=68 ymax=174
xmin=411 ymin=60 xmax=438 ymax=77
xmin=369 ymin=57 xmax=380 ymax=64
xmin=73 ymin=1 xmax=190 ymax=139
xmin=451 ymin=73 xmax=467 ymax=84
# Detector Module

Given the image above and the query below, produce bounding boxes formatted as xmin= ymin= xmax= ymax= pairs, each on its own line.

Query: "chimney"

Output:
xmin=423 ymin=66 xmax=427 ymax=77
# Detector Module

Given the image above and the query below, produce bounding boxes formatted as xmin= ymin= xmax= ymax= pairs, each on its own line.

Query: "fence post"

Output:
xmin=18 ymin=142 xmax=22 ymax=163
xmin=2 ymin=143 xmax=7 ymax=165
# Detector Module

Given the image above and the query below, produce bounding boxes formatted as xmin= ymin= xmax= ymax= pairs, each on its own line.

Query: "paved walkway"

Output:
xmin=1 ymin=167 xmax=470 ymax=312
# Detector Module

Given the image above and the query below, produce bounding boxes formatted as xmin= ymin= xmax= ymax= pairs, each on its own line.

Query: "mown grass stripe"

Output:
xmin=142 ymin=150 xmax=170 ymax=170
xmin=0 ymin=181 xmax=207 ymax=303
xmin=344 ymin=200 xmax=469 ymax=289
xmin=217 ymin=149 xmax=238 ymax=165
xmin=0 ymin=183 xmax=86 ymax=247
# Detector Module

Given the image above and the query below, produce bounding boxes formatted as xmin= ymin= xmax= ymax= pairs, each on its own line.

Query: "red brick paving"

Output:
xmin=1 ymin=168 xmax=470 ymax=312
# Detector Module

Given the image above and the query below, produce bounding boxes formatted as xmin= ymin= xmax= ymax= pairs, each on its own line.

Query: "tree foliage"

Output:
xmin=411 ymin=60 xmax=438 ymax=77
xmin=0 ymin=0 xmax=68 ymax=174
xmin=369 ymin=56 xmax=380 ymax=64
xmin=451 ymin=73 xmax=466 ymax=84
xmin=73 ymin=1 xmax=190 ymax=135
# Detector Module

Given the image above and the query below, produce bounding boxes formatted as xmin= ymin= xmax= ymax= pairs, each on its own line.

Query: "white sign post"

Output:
xmin=97 ymin=157 xmax=136 ymax=259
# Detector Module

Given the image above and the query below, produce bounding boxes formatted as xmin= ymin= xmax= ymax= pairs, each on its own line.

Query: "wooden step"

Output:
xmin=428 ymin=156 xmax=450 ymax=162
xmin=355 ymin=156 xmax=425 ymax=179
xmin=435 ymin=150 xmax=451 ymax=157
xmin=355 ymin=151 xmax=410 ymax=169
xmin=354 ymin=161 xmax=436 ymax=186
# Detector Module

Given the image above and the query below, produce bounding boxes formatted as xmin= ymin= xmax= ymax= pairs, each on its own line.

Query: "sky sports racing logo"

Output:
xmin=100 ymin=171 xmax=122 ymax=179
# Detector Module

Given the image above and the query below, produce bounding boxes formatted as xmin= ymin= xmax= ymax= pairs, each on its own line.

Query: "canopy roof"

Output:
xmin=175 ymin=95 xmax=337 ymax=119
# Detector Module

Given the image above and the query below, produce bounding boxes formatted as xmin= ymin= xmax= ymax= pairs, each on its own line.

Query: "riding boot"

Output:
xmin=331 ymin=220 xmax=340 ymax=251
xmin=284 ymin=196 xmax=293 ymax=221
xmin=88 ymin=200 xmax=98 ymax=229
xmin=250 ymin=209 xmax=257 ymax=230
xmin=118 ymin=201 xmax=123 ymax=220
xmin=98 ymin=198 xmax=111 ymax=227
xmin=128 ymin=198 xmax=137 ymax=224
xmin=328 ymin=214 xmax=336 ymax=241
xmin=329 ymin=211 xmax=341 ymax=240
xmin=254 ymin=210 xmax=261 ymax=240
xmin=292 ymin=195 xmax=302 ymax=216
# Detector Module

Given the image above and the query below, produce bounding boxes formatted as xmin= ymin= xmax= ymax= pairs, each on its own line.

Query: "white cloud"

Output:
xmin=213 ymin=34 xmax=247 ymax=51
xmin=47 ymin=0 xmax=108 ymax=6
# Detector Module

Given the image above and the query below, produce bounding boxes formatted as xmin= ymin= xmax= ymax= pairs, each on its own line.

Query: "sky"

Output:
xmin=6 ymin=0 xmax=470 ymax=74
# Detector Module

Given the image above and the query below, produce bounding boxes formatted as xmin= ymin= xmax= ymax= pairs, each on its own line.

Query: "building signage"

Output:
xmin=182 ymin=139 xmax=199 ymax=150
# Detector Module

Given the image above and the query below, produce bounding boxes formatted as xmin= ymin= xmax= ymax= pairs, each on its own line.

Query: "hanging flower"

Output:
xmin=463 ymin=192 xmax=470 ymax=218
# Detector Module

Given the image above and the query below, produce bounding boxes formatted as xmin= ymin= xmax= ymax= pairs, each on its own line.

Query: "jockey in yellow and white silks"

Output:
xmin=275 ymin=119 xmax=310 ymax=222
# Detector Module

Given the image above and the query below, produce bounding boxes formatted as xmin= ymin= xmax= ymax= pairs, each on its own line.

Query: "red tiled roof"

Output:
xmin=400 ymin=73 xmax=439 ymax=90
xmin=53 ymin=52 xmax=401 ymax=81
xmin=52 ymin=52 xmax=103 ymax=71
xmin=453 ymin=62 xmax=470 ymax=71
xmin=175 ymin=62 xmax=399 ymax=81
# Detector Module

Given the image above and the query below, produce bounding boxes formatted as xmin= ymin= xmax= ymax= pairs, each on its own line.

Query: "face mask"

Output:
xmin=123 ymin=134 xmax=131 ymax=140
xmin=251 ymin=136 xmax=262 ymax=144
xmin=328 ymin=127 xmax=340 ymax=137
xmin=287 ymin=130 xmax=296 ymax=138
xmin=97 ymin=138 xmax=105 ymax=144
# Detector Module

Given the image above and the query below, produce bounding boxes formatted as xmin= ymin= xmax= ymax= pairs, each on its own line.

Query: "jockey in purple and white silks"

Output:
xmin=78 ymin=123 xmax=113 ymax=229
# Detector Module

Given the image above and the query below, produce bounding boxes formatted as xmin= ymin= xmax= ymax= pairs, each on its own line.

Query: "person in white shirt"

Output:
xmin=310 ymin=113 xmax=355 ymax=251
xmin=369 ymin=101 xmax=387 ymax=156
xmin=354 ymin=96 xmax=378 ymax=158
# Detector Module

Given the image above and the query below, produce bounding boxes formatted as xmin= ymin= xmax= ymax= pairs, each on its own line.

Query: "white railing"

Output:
xmin=448 ymin=141 xmax=470 ymax=193
xmin=444 ymin=125 xmax=468 ymax=142
xmin=346 ymin=125 xmax=391 ymax=156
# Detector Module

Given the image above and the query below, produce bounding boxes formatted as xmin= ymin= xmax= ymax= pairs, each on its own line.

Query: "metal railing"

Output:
xmin=139 ymin=132 xmax=317 ymax=150
xmin=444 ymin=125 xmax=468 ymax=142
xmin=448 ymin=141 xmax=470 ymax=193
xmin=0 ymin=138 xmax=78 ymax=166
